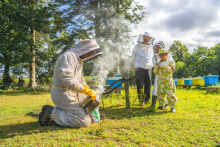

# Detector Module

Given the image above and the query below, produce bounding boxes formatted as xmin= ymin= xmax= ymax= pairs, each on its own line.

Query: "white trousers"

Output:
xmin=50 ymin=106 xmax=91 ymax=128
xmin=152 ymin=75 xmax=158 ymax=96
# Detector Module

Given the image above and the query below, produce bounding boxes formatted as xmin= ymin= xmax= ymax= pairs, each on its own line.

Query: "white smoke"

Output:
xmin=89 ymin=16 xmax=135 ymax=100
xmin=90 ymin=43 xmax=119 ymax=100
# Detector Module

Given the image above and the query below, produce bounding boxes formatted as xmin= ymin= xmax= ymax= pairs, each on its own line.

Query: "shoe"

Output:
xmin=171 ymin=108 xmax=176 ymax=113
xmin=140 ymin=102 xmax=145 ymax=106
xmin=164 ymin=104 xmax=169 ymax=109
xmin=39 ymin=105 xmax=53 ymax=126
xmin=158 ymin=106 xmax=164 ymax=110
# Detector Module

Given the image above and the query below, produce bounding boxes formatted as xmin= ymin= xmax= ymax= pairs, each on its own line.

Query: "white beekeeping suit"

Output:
xmin=50 ymin=39 xmax=102 ymax=128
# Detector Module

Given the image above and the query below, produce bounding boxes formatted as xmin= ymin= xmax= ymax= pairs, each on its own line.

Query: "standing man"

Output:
xmin=131 ymin=32 xmax=154 ymax=106
xmin=39 ymin=39 xmax=102 ymax=128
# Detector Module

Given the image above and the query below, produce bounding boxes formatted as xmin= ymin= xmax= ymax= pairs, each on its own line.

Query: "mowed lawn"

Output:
xmin=0 ymin=87 xmax=220 ymax=146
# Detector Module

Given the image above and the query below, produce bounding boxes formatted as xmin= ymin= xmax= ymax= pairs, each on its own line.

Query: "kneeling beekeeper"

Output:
xmin=39 ymin=39 xmax=102 ymax=128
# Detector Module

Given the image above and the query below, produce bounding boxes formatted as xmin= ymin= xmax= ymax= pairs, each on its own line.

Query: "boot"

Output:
xmin=39 ymin=105 xmax=53 ymax=126
xmin=158 ymin=106 xmax=164 ymax=110
xmin=146 ymin=96 xmax=157 ymax=111
xmin=171 ymin=108 xmax=176 ymax=113
xmin=151 ymin=96 xmax=157 ymax=107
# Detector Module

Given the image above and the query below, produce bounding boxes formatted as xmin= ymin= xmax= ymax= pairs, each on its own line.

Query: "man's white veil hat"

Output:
xmin=137 ymin=31 xmax=155 ymax=45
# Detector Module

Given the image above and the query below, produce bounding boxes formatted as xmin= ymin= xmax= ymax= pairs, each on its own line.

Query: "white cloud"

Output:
xmin=131 ymin=0 xmax=220 ymax=52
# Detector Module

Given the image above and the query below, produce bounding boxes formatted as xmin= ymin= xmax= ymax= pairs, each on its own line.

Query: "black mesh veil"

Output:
xmin=81 ymin=48 xmax=102 ymax=63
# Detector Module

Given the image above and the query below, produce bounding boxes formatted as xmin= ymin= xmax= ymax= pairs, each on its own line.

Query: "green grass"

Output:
xmin=0 ymin=87 xmax=220 ymax=146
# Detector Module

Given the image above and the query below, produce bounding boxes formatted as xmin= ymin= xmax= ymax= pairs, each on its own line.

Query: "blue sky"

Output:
xmin=132 ymin=0 xmax=220 ymax=52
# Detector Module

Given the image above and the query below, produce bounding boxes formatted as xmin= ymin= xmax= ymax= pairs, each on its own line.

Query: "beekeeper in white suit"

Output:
xmin=131 ymin=32 xmax=155 ymax=106
xmin=39 ymin=39 xmax=102 ymax=128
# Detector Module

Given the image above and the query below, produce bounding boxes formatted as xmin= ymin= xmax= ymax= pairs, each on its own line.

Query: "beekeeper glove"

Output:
xmin=84 ymin=85 xmax=90 ymax=89
xmin=164 ymin=65 xmax=172 ymax=73
xmin=159 ymin=62 xmax=167 ymax=68
xmin=81 ymin=85 xmax=97 ymax=101
xmin=153 ymin=64 xmax=159 ymax=74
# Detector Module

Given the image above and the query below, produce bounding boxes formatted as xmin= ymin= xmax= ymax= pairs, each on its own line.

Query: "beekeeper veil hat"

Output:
xmin=71 ymin=39 xmax=102 ymax=63
xmin=153 ymin=41 xmax=165 ymax=53
xmin=137 ymin=32 xmax=155 ymax=45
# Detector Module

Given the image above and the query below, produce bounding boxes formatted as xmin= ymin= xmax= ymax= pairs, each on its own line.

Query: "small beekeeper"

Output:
xmin=39 ymin=39 xmax=102 ymax=128
xmin=131 ymin=32 xmax=155 ymax=106
xmin=148 ymin=41 xmax=175 ymax=111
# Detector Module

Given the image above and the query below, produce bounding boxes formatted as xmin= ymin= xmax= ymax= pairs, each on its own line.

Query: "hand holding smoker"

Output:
xmin=80 ymin=77 xmax=134 ymax=114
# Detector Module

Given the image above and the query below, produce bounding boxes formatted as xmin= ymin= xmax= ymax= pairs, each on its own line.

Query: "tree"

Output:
xmin=212 ymin=43 xmax=220 ymax=76
xmin=169 ymin=40 xmax=190 ymax=63
xmin=0 ymin=0 xmax=52 ymax=85
xmin=50 ymin=0 xmax=146 ymax=78
xmin=192 ymin=46 xmax=218 ymax=76
xmin=0 ymin=0 xmax=32 ymax=84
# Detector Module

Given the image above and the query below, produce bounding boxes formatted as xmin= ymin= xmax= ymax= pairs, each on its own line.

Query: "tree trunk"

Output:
xmin=3 ymin=64 xmax=12 ymax=84
xmin=29 ymin=29 xmax=36 ymax=88
xmin=94 ymin=0 xmax=101 ymax=38
xmin=115 ymin=0 xmax=120 ymax=74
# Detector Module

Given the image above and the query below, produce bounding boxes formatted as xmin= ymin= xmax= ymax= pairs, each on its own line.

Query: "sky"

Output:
xmin=132 ymin=0 xmax=220 ymax=52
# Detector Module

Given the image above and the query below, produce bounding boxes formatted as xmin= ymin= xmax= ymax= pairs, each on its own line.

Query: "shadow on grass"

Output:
xmin=100 ymin=106 xmax=170 ymax=120
xmin=25 ymin=112 xmax=39 ymax=118
xmin=0 ymin=106 xmax=170 ymax=140
xmin=0 ymin=112 xmax=80 ymax=139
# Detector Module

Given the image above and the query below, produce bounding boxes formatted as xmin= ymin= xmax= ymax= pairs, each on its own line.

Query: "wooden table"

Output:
xmin=175 ymin=85 xmax=201 ymax=88
xmin=201 ymin=87 xmax=220 ymax=93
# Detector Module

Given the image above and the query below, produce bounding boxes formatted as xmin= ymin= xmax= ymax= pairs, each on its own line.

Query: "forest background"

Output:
xmin=1 ymin=0 xmax=220 ymax=87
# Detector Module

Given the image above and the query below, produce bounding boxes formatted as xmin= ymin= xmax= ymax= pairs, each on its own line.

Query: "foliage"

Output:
xmin=169 ymin=41 xmax=220 ymax=79
xmin=0 ymin=0 xmax=52 ymax=84
xmin=169 ymin=40 xmax=190 ymax=63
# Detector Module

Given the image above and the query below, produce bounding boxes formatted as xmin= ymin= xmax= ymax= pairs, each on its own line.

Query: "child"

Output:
xmin=149 ymin=41 xmax=175 ymax=111
xmin=153 ymin=49 xmax=178 ymax=113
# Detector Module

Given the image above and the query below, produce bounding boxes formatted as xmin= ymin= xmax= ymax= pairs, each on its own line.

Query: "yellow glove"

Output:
xmin=84 ymin=85 xmax=90 ymax=90
xmin=164 ymin=65 xmax=172 ymax=73
xmin=153 ymin=64 xmax=159 ymax=74
xmin=81 ymin=85 xmax=97 ymax=101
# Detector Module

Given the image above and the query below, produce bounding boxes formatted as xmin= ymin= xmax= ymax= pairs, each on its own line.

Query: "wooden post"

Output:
xmin=125 ymin=59 xmax=130 ymax=108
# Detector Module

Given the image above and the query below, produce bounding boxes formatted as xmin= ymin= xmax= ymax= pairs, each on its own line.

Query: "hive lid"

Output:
xmin=108 ymin=77 xmax=122 ymax=80
xmin=204 ymin=75 xmax=219 ymax=77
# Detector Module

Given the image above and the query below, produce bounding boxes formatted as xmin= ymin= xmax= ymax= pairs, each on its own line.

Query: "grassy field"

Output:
xmin=0 ymin=87 xmax=220 ymax=146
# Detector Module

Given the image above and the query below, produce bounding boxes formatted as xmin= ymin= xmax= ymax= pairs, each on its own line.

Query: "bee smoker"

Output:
xmin=79 ymin=96 xmax=100 ymax=114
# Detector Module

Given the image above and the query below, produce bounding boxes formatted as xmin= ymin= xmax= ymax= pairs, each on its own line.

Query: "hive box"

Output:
xmin=108 ymin=77 xmax=123 ymax=88
xmin=185 ymin=78 xmax=193 ymax=85
xmin=177 ymin=79 xmax=184 ymax=85
xmin=197 ymin=77 xmax=205 ymax=85
xmin=174 ymin=79 xmax=177 ymax=85
xmin=203 ymin=75 xmax=219 ymax=85
xmin=192 ymin=78 xmax=198 ymax=85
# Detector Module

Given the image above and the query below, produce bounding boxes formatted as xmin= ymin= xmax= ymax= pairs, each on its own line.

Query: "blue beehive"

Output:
xmin=174 ymin=78 xmax=177 ymax=85
xmin=108 ymin=77 xmax=122 ymax=88
xmin=185 ymin=77 xmax=193 ymax=85
xmin=203 ymin=75 xmax=219 ymax=85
